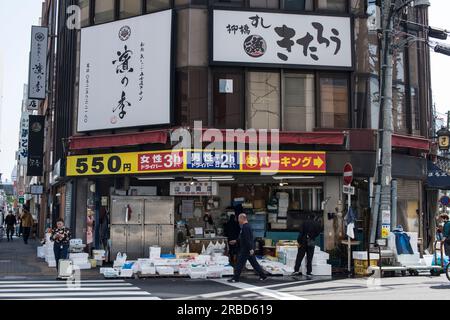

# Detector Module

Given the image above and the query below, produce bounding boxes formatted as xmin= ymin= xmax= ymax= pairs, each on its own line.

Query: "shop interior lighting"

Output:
xmin=136 ymin=177 xmax=175 ymax=180
xmin=273 ymin=176 xmax=315 ymax=180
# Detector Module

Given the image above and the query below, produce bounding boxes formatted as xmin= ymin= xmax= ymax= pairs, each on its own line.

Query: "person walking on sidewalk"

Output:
xmin=21 ymin=206 xmax=34 ymax=244
xmin=228 ymin=213 xmax=267 ymax=283
xmin=50 ymin=218 xmax=71 ymax=276
xmin=4 ymin=211 xmax=16 ymax=241
xmin=292 ymin=217 xmax=322 ymax=277
xmin=440 ymin=214 xmax=450 ymax=257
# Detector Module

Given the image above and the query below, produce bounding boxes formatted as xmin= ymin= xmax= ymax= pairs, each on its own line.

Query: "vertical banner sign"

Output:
xmin=28 ymin=26 xmax=48 ymax=100
xmin=27 ymin=115 xmax=45 ymax=176
xmin=27 ymin=98 xmax=40 ymax=111
xmin=19 ymin=113 xmax=30 ymax=166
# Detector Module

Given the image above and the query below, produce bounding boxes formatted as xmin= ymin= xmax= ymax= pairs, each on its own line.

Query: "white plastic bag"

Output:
xmin=206 ymin=242 xmax=215 ymax=255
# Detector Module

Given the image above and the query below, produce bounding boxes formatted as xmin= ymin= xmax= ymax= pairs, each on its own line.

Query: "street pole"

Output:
xmin=379 ymin=0 xmax=394 ymax=237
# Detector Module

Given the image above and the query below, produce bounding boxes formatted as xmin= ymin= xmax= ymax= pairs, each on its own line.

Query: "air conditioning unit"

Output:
xmin=367 ymin=4 xmax=381 ymax=31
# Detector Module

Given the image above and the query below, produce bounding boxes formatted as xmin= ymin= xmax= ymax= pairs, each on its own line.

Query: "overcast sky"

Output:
xmin=0 ymin=1 xmax=449 ymax=182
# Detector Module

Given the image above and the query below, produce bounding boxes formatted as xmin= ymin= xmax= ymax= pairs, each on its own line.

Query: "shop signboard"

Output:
xmin=170 ymin=181 xmax=219 ymax=196
xmin=18 ymin=113 xmax=30 ymax=166
xmin=28 ymin=26 xmax=48 ymax=100
xmin=77 ymin=10 xmax=172 ymax=132
xmin=187 ymin=151 xmax=239 ymax=171
xmin=212 ymin=10 xmax=353 ymax=69
xmin=67 ymin=150 xmax=326 ymax=176
xmin=27 ymin=115 xmax=45 ymax=177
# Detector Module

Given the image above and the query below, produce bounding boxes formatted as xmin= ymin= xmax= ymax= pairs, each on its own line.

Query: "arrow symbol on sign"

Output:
xmin=313 ymin=157 xmax=324 ymax=168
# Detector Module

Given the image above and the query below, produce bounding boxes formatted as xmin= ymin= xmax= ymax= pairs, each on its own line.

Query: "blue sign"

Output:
xmin=187 ymin=151 xmax=239 ymax=170
xmin=440 ymin=196 xmax=450 ymax=206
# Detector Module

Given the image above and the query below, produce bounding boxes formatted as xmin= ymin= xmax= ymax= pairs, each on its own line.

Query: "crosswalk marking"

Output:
xmin=0 ymin=279 xmax=160 ymax=300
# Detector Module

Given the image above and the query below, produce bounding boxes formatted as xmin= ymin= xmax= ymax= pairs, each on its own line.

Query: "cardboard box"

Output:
xmin=176 ymin=253 xmax=199 ymax=259
xmin=253 ymin=199 xmax=266 ymax=209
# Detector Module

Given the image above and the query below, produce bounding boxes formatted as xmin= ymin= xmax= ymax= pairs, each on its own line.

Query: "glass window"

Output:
xmin=283 ymin=0 xmax=313 ymax=11
xmin=316 ymin=0 xmax=348 ymax=12
xmin=120 ymin=0 xmax=142 ymax=19
xmin=80 ymin=0 xmax=90 ymax=27
xmin=95 ymin=0 xmax=115 ymax=24
xmin=147 ymin=0 xmax=171 ymax=12
xmin=176 ymin=68 xmax=209 ymax=127
xmin=283 ymin=73 xmax=315 ymax=131
xmin=246 ymin=72 xmax=280 ymax=130
xmin=213 ymin=0 xmax=244 ymax=7
xmin=319 ymin=75 xmax=349 ymax=128
xmin=213 ymin=70 xmax=244 ymax=129
xmin=249 ymin=0 xmax=279 ymax=9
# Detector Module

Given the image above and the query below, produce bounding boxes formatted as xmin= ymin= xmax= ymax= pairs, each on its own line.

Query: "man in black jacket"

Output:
xmin=292 ymin=217 xmax=322 ymax=277
xmin=228 ymin=214 xmax=267 ymax=283
xmin=4 ymin=211 xmax=16 ymax=241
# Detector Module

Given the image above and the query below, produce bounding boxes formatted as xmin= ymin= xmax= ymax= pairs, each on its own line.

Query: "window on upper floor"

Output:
xmin=120 ymin=0 xmax=142 ymax=19
xmin=249 ymin=0 xmax=280 ymax=9
xmin=283 ymin=73 xmax=315 ymax=131
xmin=213 ymin=0 xmax=245 ymax=7
xmin=319 ymin=74 xmax=349 ymax=128
xmin=315 ymin=0 xmax=348 ymax=12
xmin=246 ymin=71 xmax=281 ymax=129
xmin=80 ymin=0 xmax=90 ymax=27
xmin=94 ymin=0 xmax=115 ymax=24
xmin=213 ymin=70 xmax=245 ymax=129
xmin=147 ymin=0 xmax=171 ymax=12
xmin=283 ymin=0 xmax=313 ymax=11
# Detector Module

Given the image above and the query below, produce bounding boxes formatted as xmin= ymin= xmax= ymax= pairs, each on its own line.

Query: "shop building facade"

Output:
xmin=34 ymin=0 xmax=433 ymax=260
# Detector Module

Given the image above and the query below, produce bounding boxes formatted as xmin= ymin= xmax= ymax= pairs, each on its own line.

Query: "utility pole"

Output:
xmin=379 ymin=0 xmax=394 ymax=237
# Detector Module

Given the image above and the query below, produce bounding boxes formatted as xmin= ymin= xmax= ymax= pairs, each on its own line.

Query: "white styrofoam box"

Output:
xmin=206 ymin=266 xmax=224 ymax=278
xmin=149 ymin=246 xmax=161 ymax=259
xmin=156 ymin=266 xmax=174 ymax=275
xmin=352 ymin=251 xmax=380 ymax=260
xmin=189 ymin=270 xmax=208 ymax=279
xmin=70 ymin=239 xmax=83 ymax=246
xmin=47 ymin=260 xmax=56 ymax=268
xmin=120 ymin=269 xmax=134 ymax=277
xmin=179 ymin=268 xmax=190 ymax=275
xmin=195 ymin=255 xmax=212 ymax=264
xmin=37 ymin=247 xmax=45 ymax=258
xmin=312 ymin=264 xmax=332 ymax=276
xmin=397 ymin=253 xmax=421 ymax=266
xmin=423 ymin=255 xmax=434 ymax=267
xmin=141 ymin=266 xmax=157 ymax=275
xmin=69 ymin=253 xmax=89 ymax=260
xmin=77 ymin=263 xmax=92 ymax=270
xmin=213 ymin=256 xmax=230 ymax=265
xmin=71 ymin=258 xmax=89 ymax=265
xmin=222 ymin=266 xmax=234 ymax=276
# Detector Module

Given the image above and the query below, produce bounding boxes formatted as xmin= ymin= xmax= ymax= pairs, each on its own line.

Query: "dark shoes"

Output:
xmin=227 ymin=278 xmax=239 ymax=283
xmin=259 ymin=276 xmax=268 ymax=281
xmin=291 ymin=271 xmax=302 ymax=276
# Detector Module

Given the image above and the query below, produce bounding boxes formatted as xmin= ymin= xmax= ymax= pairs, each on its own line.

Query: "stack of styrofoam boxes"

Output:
xmin=387 ymin=232 xmax=421 ymax=266
xmin=275 ymin=192 xmax=289 ymax=229
xmin=149 ymin=246 xmax=161 ymax=259
xmin=69 ymin=252 xmax=91 ymax=270
xmin=136 ymin=259 xmax=157 ymax=275
xmin=93 ymin=250 xmax=106 ymax=266
xmin=37 ymin=246 xmax=45 ymax=259
xmin=300 ymin=246 xmax=332 ymax=276
xmin=278 ymin=246 xmax=298 ymax=269
xmin=44 ymin=233 xmax=56 ymax=267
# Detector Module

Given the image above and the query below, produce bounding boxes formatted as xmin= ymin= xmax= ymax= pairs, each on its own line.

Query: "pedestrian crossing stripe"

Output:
xmin=0 ymin=279 xmax=160 ymax=300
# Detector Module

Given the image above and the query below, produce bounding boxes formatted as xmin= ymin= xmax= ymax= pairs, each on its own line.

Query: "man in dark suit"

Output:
xmin=292 ymin=217 xmax=322 ymax=277
xmin=228 ymin=213 xmax=267 ymax=283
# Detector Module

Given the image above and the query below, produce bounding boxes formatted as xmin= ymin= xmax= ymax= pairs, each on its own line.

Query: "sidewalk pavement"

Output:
xmin=0 ymin=233 xmax=102 ymax=280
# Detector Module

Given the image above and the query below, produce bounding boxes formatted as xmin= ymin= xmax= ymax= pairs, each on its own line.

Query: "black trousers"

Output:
xmin=294 ymin=245 xmax=315 ymax=274
xmin=444 ymin=240 xmax=450 ymax=260
xmin=54 ymin=243 xmax=69 ymax=271
xmin=233 ymin=250 xmax=266 ymax=280
xmin=6 ymin=226 xmax=14 ymax=240
xmin=22 ymin=227 xmax=31 ymax=244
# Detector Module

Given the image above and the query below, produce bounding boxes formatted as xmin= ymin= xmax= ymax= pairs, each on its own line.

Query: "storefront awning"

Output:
xmin=200 ymin=129 xmax=345 ymax=145
xmin=69 ymin=130 xmax=168 ymax=150
xmin=426 ymin=161 xmax=450 ymax=190
xmin=392 ymin=134 xmax=430 ymax=152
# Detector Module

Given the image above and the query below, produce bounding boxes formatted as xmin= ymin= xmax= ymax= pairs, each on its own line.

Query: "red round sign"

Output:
xmin=343 ymin=163 xmax=353 ymax=185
